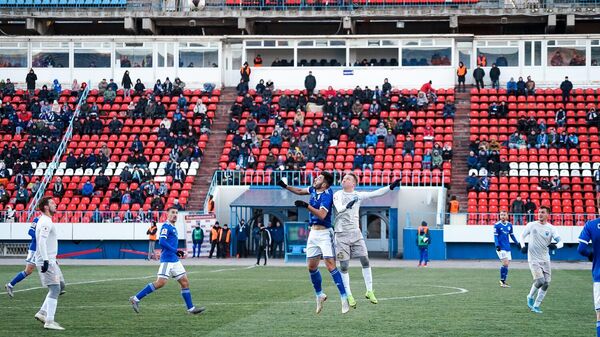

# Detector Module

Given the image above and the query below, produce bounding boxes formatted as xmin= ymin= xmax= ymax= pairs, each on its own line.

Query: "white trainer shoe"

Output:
xmin=44 ymin=321 xmax=65 ymax=330
xmin=315 ymin=293 xmax=327 ymax=314
xmin=5 ymin=283 xmax=14 ymax=298
xmin=34 ymin=312 xmax=46 ymax=324
xmin=341 ymin=297 xmax=350 ymax=314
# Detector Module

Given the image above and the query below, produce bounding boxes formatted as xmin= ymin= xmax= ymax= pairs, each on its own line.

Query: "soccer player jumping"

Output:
xmin=493 ymin=210 xmax=519 ymax=288
xmin=332 ymin=173 xmax=400 ymax=308
xmin=520 ymin=206 xmax=563 ymax=314
xmin=577 ymin=213 xmax=600 ymax=337
xmin=278 ymin=172 xmax=350 ymax=314
xmin=5 ymin=217 xmax=39 ymax=297
xmin=129 ymin=207 xmax=205 ymax=315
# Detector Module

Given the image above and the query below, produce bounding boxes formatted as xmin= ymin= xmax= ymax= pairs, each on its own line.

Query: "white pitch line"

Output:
xmin=1 ymin=285 xmax=468 ymax=310
xmin=0 ymin=265 xmax=257 ymax=296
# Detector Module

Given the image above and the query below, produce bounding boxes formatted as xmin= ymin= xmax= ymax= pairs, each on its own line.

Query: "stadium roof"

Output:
xmin=230 ymin=187 xmax=398 ymax=208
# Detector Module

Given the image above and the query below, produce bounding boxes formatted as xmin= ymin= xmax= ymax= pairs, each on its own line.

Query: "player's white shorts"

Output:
xmin=306 ymin=228 xmax=335 ymax=259
xmin=529 ymin=260 xmax=551 ymax=283
xmin=37 ymin=261 xmax=63 ymax=287
xmin=335 ymin=229 xmax=368 ymax=261
xmin=157 ymin=261 xmax=187 ymax=280
xmin=25 ymin=250 xmax=36 ymax=265
xmin=594 ymin=282 xmax=600 ymax=311
xmin=496 ymin=250 xmax=512 ymax=261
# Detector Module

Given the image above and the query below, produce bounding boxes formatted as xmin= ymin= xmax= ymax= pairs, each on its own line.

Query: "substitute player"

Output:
xmin=577 ymin=214 xmax=600 ymax=337
xmin=277 ymin=172 xmax=350 ymax=314
xmin=33 ymin=197 xmax=65 ymax=330
xmin=129 ymin=207 xmax=205 ymax=315
xmin=493 ymin=210 xmax=519 ymax=288
xmin=520 ymin=206 xmax=563 ymax=314
xmin=332 ymin=173 xmax=400 ymax=308
xmin=5 ymin=217 xmax=39 ymax=297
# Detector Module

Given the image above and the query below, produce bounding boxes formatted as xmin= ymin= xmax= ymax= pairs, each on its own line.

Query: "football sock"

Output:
xmin=40 ymin=296 xmax=49 ymax=313
xmin=181 ymin=288 xmax=194 ymax=310
xmin=309 ymin=269 xmax=322 ymax=295
xmin=9 ymin=271 xmax=28 ymax=287
xmin=135 ymin=283 xmax=156 ymax=301
xmin=329 ymin=268 xmax=346 ymax=298
xmin=46 ymin=297 xmax=57 ymax=322
xmin=534 ymin=289 xmax=546 ymax=307
xmin=528 ymin=284 xmax=538 ymax=298
xmin=362 ymin=267 xmax=373 ymax=292
xmin=500 ymin=266 xmax=508 ymax=281
xmin=341 ymin=271 xmax=352 ymax=297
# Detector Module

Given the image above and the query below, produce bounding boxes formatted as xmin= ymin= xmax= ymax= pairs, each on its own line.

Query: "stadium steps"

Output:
xmin=447 ymin=86 xmax=473 ymax=212
xmin=186 ymin=87 xmax=238 ymax=211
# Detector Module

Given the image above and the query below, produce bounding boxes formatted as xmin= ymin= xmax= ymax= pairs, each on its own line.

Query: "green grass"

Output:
xmin=0 ymin=264 xmax=595 ymax=337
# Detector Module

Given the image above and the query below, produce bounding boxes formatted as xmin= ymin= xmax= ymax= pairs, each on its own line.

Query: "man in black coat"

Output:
xmin=489 ymin=63 xmax=500 ymax=90
xmin=304 ymin=71 xmax=316 ymax=96
xmin=560 ymin=76 xmax=573 ymax=104
xmin=473 ymin=65 xmax=485 ymax=91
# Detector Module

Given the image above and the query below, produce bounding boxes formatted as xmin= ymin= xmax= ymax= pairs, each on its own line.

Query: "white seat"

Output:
xmin=593 ymin=163 xmax=600 ymax=170
xmin=509 ymin=169 xmax=519 ymax=176
xmin=187 ymin=168 xmax=197 ymax=176
xmin=559 ymin=163 xmax=569 ymax=170
xmin=83 ymin=168 xmax=92 ymax=176
xmin=34 ymin=168 xmax=44 ymax=176
xmin=529 ymin=162 xmax=539 ymax=170
xmin=582 ymin=170 xmax=592 ymax=177
xmin=519 ymin=162 xmax=529 ymax=170
xmin=468 ymin=169 xmax=478 ymax=176
xmin=38 ymin=162 xmax=47 ymax=170
xmin=478 ymin=168 xmax=488 ymax=176
xmin=539 ymin=162 xmax=549 ymax=170
xmin=117 ymin=162 xmax=127 ymax=169
xmin=7 ymin=168 xmax=12 ymax=175
xmin=519 ymin=169 xmax=529 ymax=176
xmin=104 ymin=168 xmax=114 ymax=176
xmin=180 ymin=162 xmax=189 ymax=170
xmin=148 ymin=168 xmax=156 ymax=175
xmin=509 ymin=162 xmax=518 ymax=170
xmin=570 ymin=163 xmax=580 ymax=170
xmin=107 ymin=162 xmax=117 ymax=170
xmin=539 ymin=169 xmax=549 ymax=177
xmin=582 ymin=163 xmax=592 ymax=170
xmin=158 ymin=162 xmax=167 ymax=169
xmin=64 ymin=168 xmax=74 ymax=176
xmin=114 ymin=168 xmax=123 ymax=177
xmin=529 ymin=169 xmax=539 ymax=176
xmin=549 ymin=163 xmax=559 ymax=170
xmin=54 ymin=168 xmax=64 ymax=176
xmin=156 ymin=168 xmax=165 ymax=176
xmin=190 ymin=162 xmax=199 ymax=170
xmin=31 ymin=162 xmax=37 ymax=169
xmin=148 ymin=162 xmax=158 ymax=170
xmin=94 ymin=168 xmax=103 ymax=175
xmin=58 ymin=162 xmax=66 ymax=170
xmin=559 ymin=169 xmax=570 ymax=177
xmin=549 ymin=169 xmax=559 ymax=177
xmin=570 ymin=170 xmax=581 ymax=177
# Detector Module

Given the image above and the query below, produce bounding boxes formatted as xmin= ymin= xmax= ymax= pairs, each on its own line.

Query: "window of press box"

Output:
xmin=547 ymin=46 xmax=586 ymax=66
xmin=296 ymin=48 xmax=346 ymax=67
xmin=0 ymin=49 xmax=27 ymax=68
xmin=592 ymin=47 xmax=600 ymax=66
xmin=350 ymin=48 xmax=399 ymax=67
xmin=178 ymin=50 xmax=219 ymax=68
xmin=401 ymin=47 xmax=451 ymax=66
xmin=74 ymin=50 xmax=111 ymax=68
xmin=247 ymin=49 xmax=294 ymax=67
xmin=115 ymin=48 xmax=153 ymax=68
xmin=32 ymin=51 xmax=70 ymax=68
xmin=476 ymin=47 xmax=519 ymax=67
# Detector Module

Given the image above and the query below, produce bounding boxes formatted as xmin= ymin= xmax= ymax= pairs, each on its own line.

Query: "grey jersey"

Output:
xmin=333 ymin=186 xmax=390 ymax=233
xmin=520 ymin=221 xmax=560 ymax=263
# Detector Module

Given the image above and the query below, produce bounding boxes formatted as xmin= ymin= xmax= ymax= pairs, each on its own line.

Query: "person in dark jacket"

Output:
xmin=473 ymin=65 xmax=485 ymax=91
xmin=218 ymin=224 xmax=231 ymax=258
xmin=240 ymin=62 xmax=251 ymax=83
xmin=94 ymin=172 xmax=110 ymax=192
xmin=121 ymin=71 xmax=133 ymax=98
xmin=209 ymin=222 xmax=221 ymax=258
xmin=489 ymin=63 xmax=500 ymax=90
xmin=25 ymin=69 xmax=37 ymax=96
xmin=236 ymin=219 xmax=249 ymax=258
xmin=511 ymin=196 xmax=524 ymax=226
xmin=256 ymin=223 xmax=271 ymax=266
xmin=559 ymin=76 xmax=573 ymax=104
xmin=271 ymin=221 xmax=284 ymax=258
xmin=524 ymin=198 xmax=537 ymax=223
xmin=304 ymin=71 xmax=316 ymax=96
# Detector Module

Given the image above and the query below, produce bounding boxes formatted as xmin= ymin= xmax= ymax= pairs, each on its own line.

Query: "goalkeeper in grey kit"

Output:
xmin=332 ymin=173 xmax=401 ymax=308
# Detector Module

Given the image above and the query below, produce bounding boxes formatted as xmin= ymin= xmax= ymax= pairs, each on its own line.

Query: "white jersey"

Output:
xmin=520 ymin=221 xmax=560 ymax=263
xmin=34 ymin=214 xmax=58 ymax=265
xmin=333 ymin=186 xmax=390 ymax=233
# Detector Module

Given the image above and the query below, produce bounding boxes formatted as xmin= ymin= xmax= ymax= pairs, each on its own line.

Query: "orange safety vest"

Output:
xmin=211 ymin=227 xmax=220 ymax=242
xmin=456 ymin=66 xmax=467 ymax=76
xmin=417 ymin=226 xmax=429 ymax=236
xmin=207 ymin=199 xmax=215 ymax=213
xmin=147 ymin=225 xmax=157 ymax=241
xmin=219 ymin=228 xmax=231 ymax=243
xmin=477 ymin=55 xmax=487 ymax=67
xmin=449 ymin=200 xmax=460 ymax=213
xmin=240 ymin=66 xmax=251 ymax=76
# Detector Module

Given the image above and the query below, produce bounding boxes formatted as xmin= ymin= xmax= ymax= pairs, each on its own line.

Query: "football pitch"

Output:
xmin=0 ymin=263 xmax=594 ymax=337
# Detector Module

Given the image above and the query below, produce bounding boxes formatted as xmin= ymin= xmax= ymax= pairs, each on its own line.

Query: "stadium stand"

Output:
xmin=0 ymin=0 xmax=126 ymax=7
xmin=0 ymin=81 xmax=220 ymax=222
xmin=467 ymin=87 xmax=600 ymax=226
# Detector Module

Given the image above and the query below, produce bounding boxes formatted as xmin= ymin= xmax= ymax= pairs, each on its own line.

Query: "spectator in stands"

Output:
xmin=120 ymin=167 xmax=132 ymax=183
xmin=442 ymin=100 xmax=456 ymax=119
xmin=416 ymin=92 xmax=428 ymax=111
xmin=506 ymin=77 xmax=517 ymax=96
xmin=173 ymin=78 xmax=185 ymax=97
xmin=162 ymin=77 xmax=173 ymax=96
xmin=365 ymin=130 xmax=377 ymax=148
xmin=432 ymin=148 xmax=443 ymax=169
xmin=172 ymin=198 xmax=184 ymax=211
xmin=513 ymin=76 xmax=525 ymax=96
xmin=0 ymin=185 xmax=9 ymax=205
xmin=535 ymin=131 xmax=549 ymax=149
xmin=302 ymin=71 xmax=317 ymax=96
xmin=422 ymin=150 xmax=432 ymax=169
xmin=108 ymin=117 xmax=123 ymax=135
xmin=489 ymin=63 xmax=500 ymax=90
xmin=508 ymin=132 xmax=521 ymax=149
xmin=382 ymin=78 xmax=392 ymax=94
xmin=526 ymin=130 xmax=538 ymax=149
xmin=52 ymin=177 xmax=65 ymax=197
xmin=15 ymin=185 xmax=29 ymax=205
xmin=151 ymin=195 xmax=164 ymax=211
xmin=586 ymin=107 xmax=599 ymax=127
xmin=456 ymin=62 xmax=467 ymax=92
xmin=121 ymin=71 xmax=132 ymax=98
xmin=255 ymin=79 xmax=266 ymax=94
xmin=560 ymin=76 xmax=573 ymax=103
xmin=134 ymin=79 xmax=145 ymax=96
xmin=594 ymin=169 xmax=600 ymax=192
xmin=131 ymin=136 xmax=144 ymax=153
xmin=423 ymin=124 xmax=434 ymax=141
xmin=420 ymin=80 xmax=437 ymax=103
xmin=550 ymin=175 xmax=562 ymax=192
xmin=104 ymin=87 xmax=116 ymax=104
xmin=363 ymin=150 xmax=374 ymax=171
xmin=94 ymin=172 xmax=109 ymax=192
xmin=177 ymin=94 xmax=187 ymax=111
xmin=172 ymin=164 xmax=186 ymax=184
xmin=567 ymin=132 xmax=579 ymax=149
xmin=240 ymin=62 xmax=251 ymax=83
xmin=97 ymin=78 xmax=108 ymax=95
xmin=488 ymin=101 xmax=499 ymax=118
xmin=374 ymin=122 xmax=387 ymax=141
xmin=25 ymin=69 xmax=37 ymax=96
xmin=269 ymin=131 xmax=283 ymax=149
xmin=473 ymin=65 xmax=485 ymax=91
xmin=524 ymin=198 xmax=537 ymax=222
xmin=555 ymin=107 xmax=566 ymax=127
xmin=477 ymin=176 xmax=489 ymax=192
xmin=153 ymin=79 xmax=164 ymax=96
xmin=557 ymin=131 xmax=569 ymax=148
xmin=384 ymin=130 xmax=396 ymax=149
xmin=119 ymin=187 xmax=132 ymax=205
xmin=108 ymin=187 xmax=121 ymax=204
xmin=403 ymin=136 xmax=415 ymax=157
xmin=353 ymin=150 xmax=364 ymax=170
xmin=81 ymin=180 xmax=94 ymax=197
xmin=369 ymin=99 xmax=381 ymax=117
xmin=525 ymin=76 xmax=536 ymax=96
xmin=511 ymin=196 xmax=525 ymax=226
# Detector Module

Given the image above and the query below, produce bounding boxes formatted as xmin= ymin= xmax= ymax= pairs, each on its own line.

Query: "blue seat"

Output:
xmin=0 ymin=0 xmax=8 ymax=6
xmin=6 ymin=0 xmax=17 ymax=6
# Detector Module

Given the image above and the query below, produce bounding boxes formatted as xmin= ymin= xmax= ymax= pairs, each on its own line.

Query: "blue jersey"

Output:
xmin=493 ymin=221 xmax=518 ymax=251
xmin=578 ymin=218 xmax=600 ymax=282
xmin=159 ymin=222 xmax=179 ymax=263
xmin=308 ymin=186 xmax=333 ymax=228
xmin=28 ymin=217 xmax=39 ymax=251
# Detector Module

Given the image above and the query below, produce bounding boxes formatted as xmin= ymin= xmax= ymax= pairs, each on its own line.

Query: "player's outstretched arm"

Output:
xmin=277 ymin=179 xmax=309 ymax=195
xmin=333 ymin=191 xmax=356 ymax=213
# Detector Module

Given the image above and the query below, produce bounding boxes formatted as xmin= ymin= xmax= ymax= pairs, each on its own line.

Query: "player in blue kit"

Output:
xmin=5 ymin=218 xmax=45 ymax=297
xmin=129 ymin=207 xmax=205 ymax=314
xmin=278 ymin=171 xmax=350 ymax=314
xmin=493 ymin=210 xmax=519 ymax=288
xmin=577 ymin=216 xmax=600 ymax=336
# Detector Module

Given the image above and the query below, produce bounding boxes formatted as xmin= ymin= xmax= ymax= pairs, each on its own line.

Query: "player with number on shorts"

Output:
xmin=493 ymin=210 xmax=519 ymax=288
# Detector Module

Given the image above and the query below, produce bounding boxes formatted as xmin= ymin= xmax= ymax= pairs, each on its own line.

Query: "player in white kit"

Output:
xmin=519 ymin=205 xmax=563 ymax=314
xmin=33 ymin=197 xmax=65 ymax=330
xmin=332 ymin=173 xmax=400 ymax=308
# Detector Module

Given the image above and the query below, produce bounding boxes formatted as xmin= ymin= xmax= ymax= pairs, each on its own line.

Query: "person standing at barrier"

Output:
xmin=473 ymin=65 xmax=485 ymax=92
xmin=256 ymin=223 xmax=271 ymax=266
xmin=209 ymin=222 xmax=221 ymax=258
xmin=417 ymin=221 xmax=431 ymax=267
xmin=272 ymin=222 xmax=284 ymax=258
xmin=236 ymin=219 xmax=249 ymax=258
xmin=146 ymin=222 xmax=158 ymax=260
xmin=219 ymin=224 xmax=231 ymax=258
xmin=456 ymin=62 xmax=467 ymax=93
xmin=191 ymin=224 xmax=204 ymax=258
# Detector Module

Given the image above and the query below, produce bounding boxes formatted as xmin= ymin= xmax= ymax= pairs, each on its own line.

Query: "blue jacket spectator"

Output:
xmin=363 ymin=153 xmax=374 ymax=170
xmin=353 ymin=153 xmax=364 ymax=170
xmin=53 ymin=79 xmax=62 ymax=95
xmin=365 ymin=131 xmax=377 ymax=147
xmin=81 ymin=181 xmax=94 ymax=197
xmin=506 ymin=77 xmax=517 ymax=95
xmin=465 ymin=174 xmax=478 ymax=192
xmin=177 ymin=95 xmax=187 ymax=109
xmin=467 ymin=151 xmax=479 ymax=169
xmin=269 ymin=132 xmax=282 ymax=149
